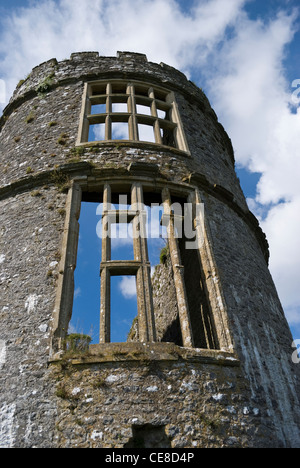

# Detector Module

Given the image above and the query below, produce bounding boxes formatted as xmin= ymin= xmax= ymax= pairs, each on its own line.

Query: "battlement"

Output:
xmin=6 ymin=51 xmax=208 ymax=115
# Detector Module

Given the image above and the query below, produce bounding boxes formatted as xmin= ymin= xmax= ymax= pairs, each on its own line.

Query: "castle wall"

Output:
xmin=0 ymin=187 xmax=64 ymax=447
xmin=0 ymin=52 xmax=299 ymax=448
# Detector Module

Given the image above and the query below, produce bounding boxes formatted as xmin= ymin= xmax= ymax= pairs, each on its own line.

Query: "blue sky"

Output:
xmin=71 ymin=202 xmax=167 ymax=342
xmin=0 ymin=0 xmax=299 ymax=343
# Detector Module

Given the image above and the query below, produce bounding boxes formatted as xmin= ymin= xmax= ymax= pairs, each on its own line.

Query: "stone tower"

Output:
xmin=0 ymin=52 xmax=299 ymax=448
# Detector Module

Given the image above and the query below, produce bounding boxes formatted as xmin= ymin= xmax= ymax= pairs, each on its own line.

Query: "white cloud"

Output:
xmin=74 ymin=287 xmax=82 ymax=299
xmin=206 ymin=9 xmax=298 ymax=168
xmin=0 ymin=0 xmax=247 ymax=108
xmin=118 ymin=276 xmax=137 ymax=299
xmin=110 ymin=223 xmax=133 ymax=243
xmin=260 ymin=197 xmax=300 ymax=326
xmin=203 ymin=7 xmax=300 ymax=334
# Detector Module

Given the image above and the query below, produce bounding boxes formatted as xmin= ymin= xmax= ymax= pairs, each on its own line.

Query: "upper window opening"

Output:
xmin=111 ymin=121 xmax=129 ymax=140
xmin=136 ymin=104 xmax=152 ymax=116
xmin=112 ymin=102 xmax=128 ymax=113
xmin=111 ymin=82 xmax=128 ymax=94
xmin=91 ymin=83 xmax=107 ymax=95
xmin=89 ymin=123 xmax=105 ymax=142
xmin=78 ymin=80 xmax=189 ymax=151
xmin=138 ymin=123 xmax=156 ymax=143
xmin=154 ymin=89 xmax=169 ymax=101
xmin=134 ymin=85 xmax=150 ymax=98
xmin=157 ymin=108 xmax=167 ymax=119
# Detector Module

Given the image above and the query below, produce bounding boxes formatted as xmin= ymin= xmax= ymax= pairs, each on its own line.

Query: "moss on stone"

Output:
xmin=159 ymin=244 xmax=169 ymax=265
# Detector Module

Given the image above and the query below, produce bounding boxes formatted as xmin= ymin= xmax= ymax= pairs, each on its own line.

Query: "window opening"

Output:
xmin=91 ymin=103 xmax=106 ymax=115
xmin=99 ymin=182 xmax=156 ymax=344
xmin=111 ymin=121 xmax=129 ymax=140
xmin=178 ymin=233 xmax=218 ymax=349
xmin=110 ymin=275 xmax=138 ymax=342
xmin=136 ymin=104 xmax=152 ymax=116
xmin=69 ymin=201 xmax=101 ymax=343
xmin=88 ymin=123 xmax=105 ymax=142
xmin=148 ymin=197 xmax=183 ymax=347
xmin=106 ymin=194 xmax=135 ymax=261
xmin=154 ymin=89 xmax=169 ymax=101
xmin=78 ymin=80 xmax=189 ymax=151
xmin=157 ymin=108 xmax=166 ymax=119
xmin=134 ymin=85 xmax=149 ymax=97
xmin=138 ymin=123 xmax=155 ymax=143
xmin=127 ymin=202 xmax=168 ymax=343
xmin=91 ymin=83 xmax=107 ymax=95
xmin=111 ymin=82 xmax=127 ymax=94
xmin=112 ymin=102 xmax=128 ymax=113
xmin=110 ymin=222 xmax=135 ymax=260
xmin=160 ymin=124 xmax=176 ymax=148
xmin=146 ymin=203 xmax=166 ymax=249
xmin=63 ymin=182 xmax=222 ymax=351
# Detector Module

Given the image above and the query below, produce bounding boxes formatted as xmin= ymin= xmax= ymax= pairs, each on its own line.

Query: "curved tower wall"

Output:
xmin=0 ymin=51 xmax=299 ymax=448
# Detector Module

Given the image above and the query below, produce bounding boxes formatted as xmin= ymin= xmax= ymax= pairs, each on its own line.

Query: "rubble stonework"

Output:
xmin=0 ymin=52 xmax=299 ymax=448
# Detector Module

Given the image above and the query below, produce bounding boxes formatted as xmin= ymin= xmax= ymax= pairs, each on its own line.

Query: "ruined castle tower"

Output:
xmin=0 ymin=52 xmax=299 ymax=448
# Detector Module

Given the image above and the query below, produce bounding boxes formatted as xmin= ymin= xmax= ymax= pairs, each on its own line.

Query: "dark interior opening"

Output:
xmin=179 ymin=234 xmax=218 ymax=349
xmin=124 ymin=425 xmax=172 ymax=449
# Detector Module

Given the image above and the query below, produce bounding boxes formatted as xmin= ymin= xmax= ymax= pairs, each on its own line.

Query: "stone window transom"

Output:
xmin=77 ymin=80 xmax=189 ymax=152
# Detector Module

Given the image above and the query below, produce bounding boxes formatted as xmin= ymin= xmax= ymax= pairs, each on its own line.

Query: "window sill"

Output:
xmin=49 ymin=342 xmax=239 ymax=367
xmin=75 ymin=140 xmax=191 ymax=158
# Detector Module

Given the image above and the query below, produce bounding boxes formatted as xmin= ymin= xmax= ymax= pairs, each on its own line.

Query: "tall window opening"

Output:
xmin=78 ymin=80 xmax=189 ymax=152
xmin=70 ymin=200 xmax=101 ymax=343
xmin=60 ymin=181 xmax=226 ymax=352
xmin=178 ymin=234 xmax=218 ymax=349
xmin=110 ymin=275 xmax=138 ymax=343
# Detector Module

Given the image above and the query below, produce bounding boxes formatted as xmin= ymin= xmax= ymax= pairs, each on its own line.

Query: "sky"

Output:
xmin=0 ymin=0 xmax=299 ymax=343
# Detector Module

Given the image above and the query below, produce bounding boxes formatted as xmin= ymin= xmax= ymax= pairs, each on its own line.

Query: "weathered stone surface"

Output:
xmin=151 ymin=257 xmax=181 ymax=345
xmin=0 ymin=52 xmax=299 ymax=448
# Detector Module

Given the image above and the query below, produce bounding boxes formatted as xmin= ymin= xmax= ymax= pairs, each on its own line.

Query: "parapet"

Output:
xmin=4 ymin=51 xmax=210 ymax=116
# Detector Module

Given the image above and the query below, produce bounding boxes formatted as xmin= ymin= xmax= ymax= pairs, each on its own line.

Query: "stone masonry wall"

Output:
xmin=50 ymin=351 xmax=271 ymax=448
xmin=0 ymin=186 xmax=66 ymax=447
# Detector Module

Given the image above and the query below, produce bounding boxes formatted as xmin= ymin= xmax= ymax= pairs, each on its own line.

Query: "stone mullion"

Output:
xmin=99 ymin=268 xmax=111 ymax=343
xmin=81 ymin=83 xmax=91 ymax=143
xmin=162 ymin=187 xmax=194 ymax=348
xmin=131 ymin=183 xmax=156 ymax=342
xmin=128 ymin=84 xmax=138 ymax=141
xmin=192 ymin=189 xmax=234 ymax=352
xmin=149 ymin=88 xmax=162 ymax=145
xmin=100 ymin=183 xmax=111 ymax=343
xmin=105 ymin=83 xmax=112 ymax=140
xmin=52 ymin=182 xmax=82 ymax=352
